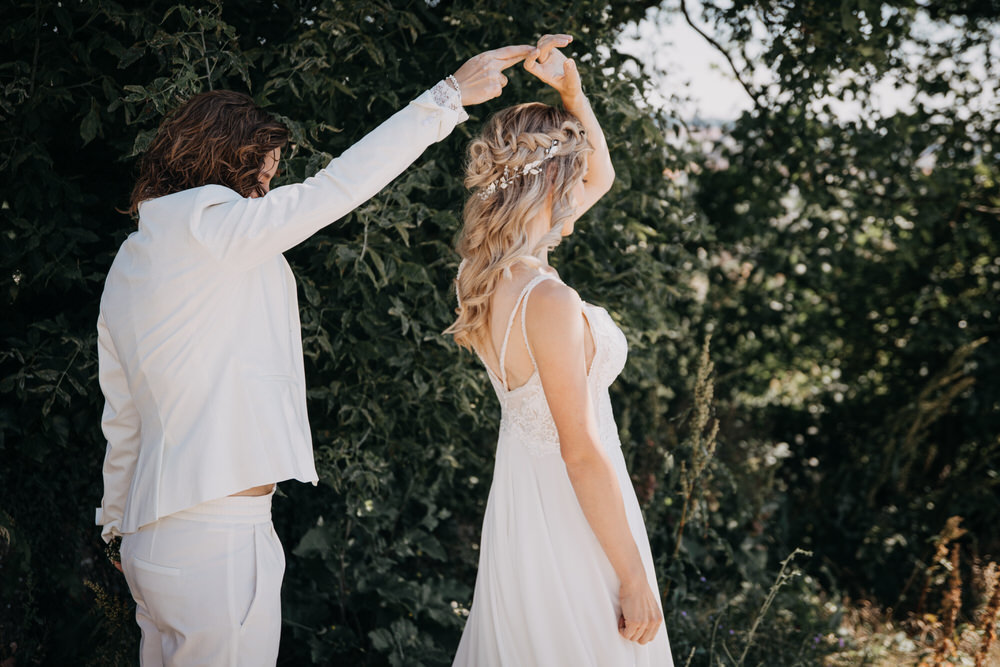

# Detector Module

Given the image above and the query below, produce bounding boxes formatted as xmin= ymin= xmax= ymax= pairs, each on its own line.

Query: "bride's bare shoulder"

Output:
xmin=494 ymin=263 xmax=561 ymax=298
xmin=531 ymin=275 xmax=578 ymax=301
xmin=524 ymin=276 xmax=582 ymax=326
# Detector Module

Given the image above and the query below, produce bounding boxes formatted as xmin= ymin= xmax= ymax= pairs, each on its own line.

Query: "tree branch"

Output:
xmin=679 ymin=0 xmax=767 ymax=115
xmin=201 ymin=31 xmax=214 ymax=91
xmin=958 ymin=202 xmax=1000 ymax=217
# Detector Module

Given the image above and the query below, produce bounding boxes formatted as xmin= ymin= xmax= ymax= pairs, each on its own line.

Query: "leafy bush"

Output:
xmin=2 ymin=1 xmax=996 ymax=666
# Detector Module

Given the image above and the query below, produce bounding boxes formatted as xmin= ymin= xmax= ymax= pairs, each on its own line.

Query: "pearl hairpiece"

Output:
xmin=478 ymin=140 xmax=561 ymax=200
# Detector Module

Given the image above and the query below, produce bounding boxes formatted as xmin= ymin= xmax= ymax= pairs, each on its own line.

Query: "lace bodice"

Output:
xmin=475 ymin=275 xmax=628 ymax=457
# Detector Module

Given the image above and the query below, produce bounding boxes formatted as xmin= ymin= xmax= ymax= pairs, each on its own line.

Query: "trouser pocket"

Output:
xmin=131 ymin=556 xmax=181 ymax=577
xmin=238 ymin=522 xmax=284 ymax=632
xmin=125 ymin=553 xmax=184 ymax=628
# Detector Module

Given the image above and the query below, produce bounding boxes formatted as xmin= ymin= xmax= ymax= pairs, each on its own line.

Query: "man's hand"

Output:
xmin=105 ymin=536 xmax=124 ymax=573
xmin=452 ymin=45 xmax=536 ymax=105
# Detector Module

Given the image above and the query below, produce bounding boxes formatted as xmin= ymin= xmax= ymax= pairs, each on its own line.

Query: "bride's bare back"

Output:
xmin=478 ymin=264 xmax=596 ymax=391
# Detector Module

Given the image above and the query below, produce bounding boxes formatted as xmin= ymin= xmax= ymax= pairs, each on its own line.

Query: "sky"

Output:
xmin=615 ymin=0 xmax=998 ymax=125
xmin=616 ymin=2 xmax=755 ymax=122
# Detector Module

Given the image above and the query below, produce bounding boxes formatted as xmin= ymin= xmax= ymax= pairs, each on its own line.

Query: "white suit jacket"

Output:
xmin=96 ymin=85 xmax=466 ymax=542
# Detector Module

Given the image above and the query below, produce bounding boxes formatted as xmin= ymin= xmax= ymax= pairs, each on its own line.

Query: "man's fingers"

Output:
xmin=488 ymin=45 xmax=535 ymax=72
xmin=497 ymin=55 xmax=530 ymax=71
xmin=538 ymin=33 xmax=573 ymax=47
xmin=522 ymin=49 xmax=540 ymax=71
xmin=489 ymin=44 xmax=536 ymax=60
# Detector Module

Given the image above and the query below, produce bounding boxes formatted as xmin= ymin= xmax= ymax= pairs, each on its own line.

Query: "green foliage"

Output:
xmin=2 ymin=0 xmax=996 ymax=665
xmin=0 ymin=0 xmax=711 ymax=664
xmin=688 ymin=0 xmax=1000 ymax=619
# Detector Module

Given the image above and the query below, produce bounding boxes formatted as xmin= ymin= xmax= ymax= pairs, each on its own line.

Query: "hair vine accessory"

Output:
xmin=478 ymin=140 xmax=560 ymax=200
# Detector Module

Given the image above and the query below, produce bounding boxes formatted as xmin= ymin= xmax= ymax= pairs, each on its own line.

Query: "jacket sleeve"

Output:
xmin=189 ymin=83 xmax=467 ymax=271
xmin=94 ymin=311 xmax=141 ymax=544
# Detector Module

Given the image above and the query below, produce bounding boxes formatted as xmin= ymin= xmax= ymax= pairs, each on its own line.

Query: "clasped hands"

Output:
xmin=452 ymin=33 xmax=582 ymax=106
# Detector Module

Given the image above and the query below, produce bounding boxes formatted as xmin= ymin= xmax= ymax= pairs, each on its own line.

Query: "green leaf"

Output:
xmin=80 ymin=100 xmax=100 ymax=145
xmin=292 ymin=525 xmax=331 ymax=559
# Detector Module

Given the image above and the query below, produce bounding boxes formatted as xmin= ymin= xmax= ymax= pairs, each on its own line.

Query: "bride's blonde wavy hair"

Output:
xmin=445 ymin=102 xmax=592 ymax=352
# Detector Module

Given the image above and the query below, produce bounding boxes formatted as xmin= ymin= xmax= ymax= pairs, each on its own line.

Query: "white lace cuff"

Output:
xmin=430 ymin=79 xmax=469 ymax=124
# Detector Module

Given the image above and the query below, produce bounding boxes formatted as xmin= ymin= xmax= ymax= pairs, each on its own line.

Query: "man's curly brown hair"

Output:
xmin=127 ymin=90 xmax=289 ymax=215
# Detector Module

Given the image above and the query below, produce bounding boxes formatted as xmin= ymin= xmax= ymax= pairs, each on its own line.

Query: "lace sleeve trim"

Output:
xmin=430 ymin=79 xmax=469 ymax=123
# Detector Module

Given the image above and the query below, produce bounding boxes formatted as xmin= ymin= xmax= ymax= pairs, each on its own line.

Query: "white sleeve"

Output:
xmin=94 ymin=311 xmax=141 ymax=544
xmin=190 ymin=83 xmax=468 ymax=271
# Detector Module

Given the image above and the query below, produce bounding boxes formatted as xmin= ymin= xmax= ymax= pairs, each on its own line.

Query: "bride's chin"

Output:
xmin=560 ymin=222 xmax=575 ymax=237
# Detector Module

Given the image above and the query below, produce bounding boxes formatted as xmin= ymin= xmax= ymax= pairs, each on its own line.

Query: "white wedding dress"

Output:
xmin=453 ymin=274 xmax=674 ymax=666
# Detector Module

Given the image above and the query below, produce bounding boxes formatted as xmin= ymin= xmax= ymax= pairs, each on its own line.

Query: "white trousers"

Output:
xmin=120 ymin=492 xmax=284 ymax=666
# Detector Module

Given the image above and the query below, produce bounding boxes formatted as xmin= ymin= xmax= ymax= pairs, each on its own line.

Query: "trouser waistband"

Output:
xmin=169 ymin=490 xmax=273 ymax=524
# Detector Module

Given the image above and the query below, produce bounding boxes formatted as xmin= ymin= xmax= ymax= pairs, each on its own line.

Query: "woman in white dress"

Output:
xmin=445 ymin=35 xmax=674 ymax=666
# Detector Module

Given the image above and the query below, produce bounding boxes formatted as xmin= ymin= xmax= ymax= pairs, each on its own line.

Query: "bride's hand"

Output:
xmin=523 ymin=34 xmax=583 ymax=103
xmin=618 ymin=579 xmax=663 ymax=644
xmin=452 ymin=45 xmax=536 ymax=106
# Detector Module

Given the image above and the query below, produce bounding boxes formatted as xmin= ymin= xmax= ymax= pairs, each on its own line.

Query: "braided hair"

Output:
xmin=445 ymin=103 xmax=591 ymax=351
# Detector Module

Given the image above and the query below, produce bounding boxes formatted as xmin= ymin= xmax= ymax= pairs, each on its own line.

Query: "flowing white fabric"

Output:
xmin=454 ymin=274 xmax=674 ymax=666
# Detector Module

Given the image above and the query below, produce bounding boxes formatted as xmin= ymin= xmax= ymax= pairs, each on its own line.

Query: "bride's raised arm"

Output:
xmin=524 ymin=34 xmax=615 ymax=221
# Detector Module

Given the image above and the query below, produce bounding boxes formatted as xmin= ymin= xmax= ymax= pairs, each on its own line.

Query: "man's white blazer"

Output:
xmin=96 ymin=86 xmax=466 ymax=542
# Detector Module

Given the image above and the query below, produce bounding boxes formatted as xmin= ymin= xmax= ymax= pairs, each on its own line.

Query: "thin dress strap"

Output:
xmin=520 ymin=288 xmax=542 ymax=370
xmin=454 ymin=259 xmax=467 ymax=308
xmin=498 ymin=274 xmax=557 ymax=390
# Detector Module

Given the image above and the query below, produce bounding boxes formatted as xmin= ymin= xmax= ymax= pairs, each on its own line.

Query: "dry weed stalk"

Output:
xmin=736 ymin=547 xmax=812 ymax=666
xmin=975 ymin=574 xmax=1000 ymax=667
xmin=83 ymin=579 xmax=136 ymax=667
xmin=876 ymin=337 xmax=985 ymax=501
xmin=672 ymin=333 xmax=719 ymax=559
xmin=84 ymin=579 xmax=132 ymax=630
xmin=910 ymin=516 xmax=967 ymax=616
xmin=972 ymin=559 xmax=998 ymax=609
xmin=932 ymin=544 xmax=963 ymax=663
